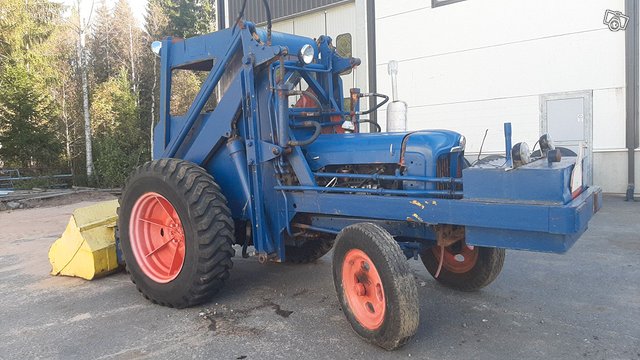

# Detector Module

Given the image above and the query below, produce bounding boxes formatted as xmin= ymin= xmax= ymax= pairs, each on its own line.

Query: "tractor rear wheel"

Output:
xmin=333 ymin=223 xmax=419 ymax=350
xmin=420 ymin=242 xmax=505 ymax=292
xmin=118 ymin=159 xmax=235 ymax=308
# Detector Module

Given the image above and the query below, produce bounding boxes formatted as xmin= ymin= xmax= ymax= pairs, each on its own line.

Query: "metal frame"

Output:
xmin=366 ymin=0 xmax=377 ymax=128
xmin=625 ymin=0 xmax=639 ymax=200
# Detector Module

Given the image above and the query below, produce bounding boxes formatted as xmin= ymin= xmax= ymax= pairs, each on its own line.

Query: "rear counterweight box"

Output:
xmin=463 ymin=158 xmax=577 ymax=205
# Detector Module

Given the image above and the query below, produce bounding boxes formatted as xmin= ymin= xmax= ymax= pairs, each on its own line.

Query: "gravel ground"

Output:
xmin=0 ymin=195 xmax=638 ymax=359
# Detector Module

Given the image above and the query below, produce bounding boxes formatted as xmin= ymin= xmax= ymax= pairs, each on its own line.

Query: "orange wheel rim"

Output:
xmin=129 ymin=192 xmax=185 ymax=283
xmin=342 ymin=249 xmax=386 ymax=330
xmin=432 ymin=244 xmax=478 ymax=274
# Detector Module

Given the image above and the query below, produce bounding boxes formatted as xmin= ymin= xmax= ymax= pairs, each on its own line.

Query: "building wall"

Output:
xmin=225 ymin=0 xmax=351 ymax=25
xmin=374 ymin=0 xmax=637 ymax=194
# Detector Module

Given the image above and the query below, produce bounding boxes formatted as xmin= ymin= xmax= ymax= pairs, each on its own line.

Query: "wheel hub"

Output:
xmin=129 ymin=192 xmax=186 ymax=283
xmin=342 ymin=249 xmax=386 ymax=330
xmin=433 ymin=243 xmax=478 ymax=274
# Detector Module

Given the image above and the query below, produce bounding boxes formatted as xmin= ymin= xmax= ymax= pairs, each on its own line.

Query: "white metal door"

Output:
xmin=540 ymin=91 xmax=593 ymax=185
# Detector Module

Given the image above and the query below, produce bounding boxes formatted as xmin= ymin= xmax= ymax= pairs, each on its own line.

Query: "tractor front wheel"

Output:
xmin=420 ymin=242 xmax=505 ymax=292
xmin=333 ymin=223 xmax=419 ymax=350
xmin=118 ymin=159 xmax=235 ymax=308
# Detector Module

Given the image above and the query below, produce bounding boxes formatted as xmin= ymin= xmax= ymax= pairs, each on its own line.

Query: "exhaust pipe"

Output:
xmin=386 ymin=60 xmax=408 ymax=132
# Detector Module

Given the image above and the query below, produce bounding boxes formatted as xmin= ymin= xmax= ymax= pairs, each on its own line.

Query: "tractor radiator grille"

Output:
xmin=436 ymin=155 xmax=463 ymax=197
xmin=436 ymin=156 xmax=450 ymax=192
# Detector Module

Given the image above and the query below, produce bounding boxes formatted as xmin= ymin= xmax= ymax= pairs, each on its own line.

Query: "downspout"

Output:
xmin=217 ymin=0 xmax=226 ymax=29
xmin=625 ymin=0 xmax=639 ymax=201
xmin=366 ymin=0 xmax=378 ymax=130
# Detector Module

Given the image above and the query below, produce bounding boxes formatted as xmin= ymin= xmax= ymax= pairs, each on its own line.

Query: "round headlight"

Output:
xmin=151 ymin=41 xmax=162 ymax=56
xmin=511 ymin=142 xmax=530 ymax=166
xmin=299 ymin=44 xmax=314 ymax=64
xmin=450 ymin=135 xmax=466 ymax=152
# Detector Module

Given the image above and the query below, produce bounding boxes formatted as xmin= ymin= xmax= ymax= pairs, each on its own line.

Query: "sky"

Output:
xmin=59 ymin=0 xmax=149 ymax=28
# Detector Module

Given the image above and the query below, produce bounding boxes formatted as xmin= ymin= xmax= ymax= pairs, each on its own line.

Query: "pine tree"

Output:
xmin=0 ymin=0 xmax=65 ymax=169
xmin=90 ymin=0 xmax=117 ymax=84
xmin=0 ymin=64 xmax=63 ymax=168
xmin=146 ymin=0 xmax=215 ymax=38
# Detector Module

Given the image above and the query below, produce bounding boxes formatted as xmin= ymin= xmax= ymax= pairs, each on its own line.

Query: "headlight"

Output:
xmin=299 ymin=44 xmax=314 ymax=64
xmin=511 ymin=142 xmax=531 ymax=167
xmin=151 ymin=41 xmax=162 ymax=56
xmin=450 ymin=135 xmax=466 ymax=152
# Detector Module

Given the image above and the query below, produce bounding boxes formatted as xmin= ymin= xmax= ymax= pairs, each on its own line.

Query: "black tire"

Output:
xmin=118 ymin=159 xmax=235 ymax=308
xmin=333 ymin=223 xmax=419 ymax=350
xmin=285 ymin=235 xmax=335 ymax=264
xmin=421 ymin=244 xmax=505 ymax=292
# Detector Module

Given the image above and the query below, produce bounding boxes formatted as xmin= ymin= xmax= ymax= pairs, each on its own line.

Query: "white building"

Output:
xmin=220 ymin=0 xmax=640 ymax=197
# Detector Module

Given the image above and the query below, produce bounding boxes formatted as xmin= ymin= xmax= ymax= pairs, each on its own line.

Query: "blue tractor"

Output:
xmin=117 ymin=5 xmax=602 ymax=350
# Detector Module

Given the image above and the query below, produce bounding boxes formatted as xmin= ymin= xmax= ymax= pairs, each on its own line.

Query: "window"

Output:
xmin=431 ymin=0 xmax=466 ymax=8
xmin=169 ymin=69 xmax=220 ymax=116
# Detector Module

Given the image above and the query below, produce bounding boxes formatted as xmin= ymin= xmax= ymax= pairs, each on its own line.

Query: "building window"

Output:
xmin=432 ymin=0 xmax=466 ymax=8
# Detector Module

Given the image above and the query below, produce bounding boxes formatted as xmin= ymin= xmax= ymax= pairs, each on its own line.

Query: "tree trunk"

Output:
xmin=129 ymin=22 xmax=137 ymax=95
xmin=77 ymin=0 xmax=94 ymax=179
xmin=61 ymin=81 xmax=73 ymax=172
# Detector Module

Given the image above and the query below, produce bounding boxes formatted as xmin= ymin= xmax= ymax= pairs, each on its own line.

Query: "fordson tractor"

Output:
xmin=112 ymin=7 xmax=601 ymax=350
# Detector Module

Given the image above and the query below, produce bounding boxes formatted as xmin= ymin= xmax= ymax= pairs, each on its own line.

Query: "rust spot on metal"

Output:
xmin=435 ymin=224 xmax=465 ymax=247
xmin=410 ymin=200 xmax=425 ymax=209
xmin=412 ymin=213 xmax=424 ymax=223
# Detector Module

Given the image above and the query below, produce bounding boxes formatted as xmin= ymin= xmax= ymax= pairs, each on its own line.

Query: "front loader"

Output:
xmin=52 ymin=3 xmax=602 ymax=350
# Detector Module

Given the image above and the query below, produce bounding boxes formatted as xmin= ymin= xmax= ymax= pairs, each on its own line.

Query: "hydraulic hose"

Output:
xmin=234 ymin=0 xmax=271 ymax=46
xmin=235 ymin=0 xmax=248 ymax=26
xmin=262 ymin=0 xmax=272 ymax=45
xmin=289 ymin=121 xmax=322 ymax=147
xmin=357 ymin=93 xmax=389 ymax=116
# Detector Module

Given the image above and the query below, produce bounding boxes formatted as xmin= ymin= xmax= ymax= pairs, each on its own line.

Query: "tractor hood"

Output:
xmin=304 ymin=130 xmax=463 ymax=170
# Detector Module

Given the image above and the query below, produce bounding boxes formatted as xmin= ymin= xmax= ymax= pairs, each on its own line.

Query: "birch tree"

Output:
xmin=72 ymin=0 xmax=95 ymax=179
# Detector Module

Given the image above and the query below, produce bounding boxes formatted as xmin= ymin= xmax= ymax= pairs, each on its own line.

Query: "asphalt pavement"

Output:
xmin=0 ymin=196 xmax=638 ymax=359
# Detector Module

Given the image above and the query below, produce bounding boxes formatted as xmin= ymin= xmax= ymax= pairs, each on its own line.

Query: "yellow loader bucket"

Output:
xmin=49 ymin=200 xmax=122 ymax=280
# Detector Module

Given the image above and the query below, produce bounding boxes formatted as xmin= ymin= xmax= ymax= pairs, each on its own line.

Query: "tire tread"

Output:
xmin=119 ymin=159 xmax=235 ymax=309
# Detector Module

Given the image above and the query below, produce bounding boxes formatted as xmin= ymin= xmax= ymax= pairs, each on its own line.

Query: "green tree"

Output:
xmin=112 ymin=0 xmax=144 ymax=94
xmin=90 ymin=0 xmax=117 ymax=84
xmin=91 ymin=69 xmax=148 ymax=187
xmin=0 ymin=0 xmax=63 ymax=70
xmin=147 ymin=0 xmax=215 ymax=38
xmin=0 ymin=65 xmax=63 ymax=168
xmin=0 ymin=0 xmax=65 ymax=170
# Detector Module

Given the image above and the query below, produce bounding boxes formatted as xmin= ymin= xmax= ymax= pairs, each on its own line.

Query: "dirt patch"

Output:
xmin=198 ymin=300 xmax=294 ymax=337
